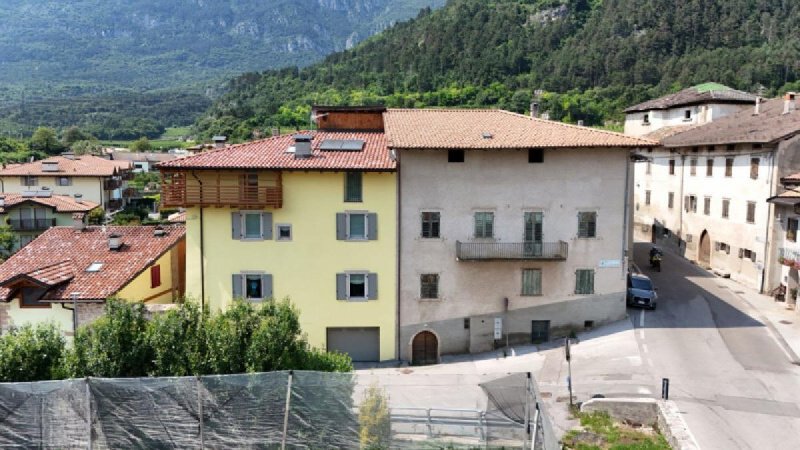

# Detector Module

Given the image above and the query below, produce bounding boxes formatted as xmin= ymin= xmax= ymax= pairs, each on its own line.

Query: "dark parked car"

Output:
xmin=627 ymin=273 xmax=657 ymax=310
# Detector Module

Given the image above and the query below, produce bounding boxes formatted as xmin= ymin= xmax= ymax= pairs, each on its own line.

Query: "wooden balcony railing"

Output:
xmin=104 ymin=179 xmax=122 ymax=190
xmin=161 ymin=181 xmax=282 ymax=208
xmin=9 ymin=218 xmax=56 ymax=231
xmin=456 ymin=241 xmax=568 ymax=261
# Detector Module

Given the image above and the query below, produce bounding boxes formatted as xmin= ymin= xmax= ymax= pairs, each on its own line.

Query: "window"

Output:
xmin=645 ymin=190 xmax=651 ymax=205
xmin=643 ymin=113 xmax=650 ymax=125
xmin=725 ymin=158 xmax=734 ymax=177
xmin=232 ymin=211 xmax=272 ymax=241
xmin=575 ymin=269 xmax=595 ymax=295
xmin=232 ymin=273 xmax=272 ymax=301
xmin=722 ymin=199 xmax=730 ymax=219
xmin=276 ymin=224 xmax=292 ymax=241
xmin=706 ymin=158 xmax=714 ymax=176
xmin=740 ymin=248 xmax=756 ymax=262
xmin=336 ymin=212 xmax=377 ymax=241
xmin=703 ymin=197 xmax=711 ymax=215
xmin=578 ymin=212 xmax=597 ymax=238
xmin=528 ymin=148 xmax=544 ymax=163
xmin=646 ymin=161 xmax=651 ymax=174
xmin=56 ymin=176 xmax=72 ymax=186
xmin=420 ymin=274 xmax=439 ymax=299
xmin=717 ymin=242 xmax=731 ymax=254
xmin=336 ymin=272 xmax=377 ymax=301
xmin=746 ymin=202 xmax=756 ymax=224
xmin=521 ymin=269 xmax=542 ymax=296
xmin=685 ymin=195 xmax=697 ymax=213
xmin=668 ymin=192 xmax=674 ymax=209
xmin=750 ymin=158 xmax=759 ymax=180
xmin=474 ymin=212 xmax=494 ymax=238
xmin=669 ymin=159 xmax=675 ymax=175
xmin=20 ymin=176 xmax=37 ymax=186
xmin=344 ymin=172 xmax=363 ymax=202
xmin=448 ymin=149 xmax=465 ymax=163
xmin=421 ymin=212 xmax=440 ymax=238
xmin=464 ymin=318 xmax=470 ymax=329
xmin=690 ymin=158 xmax=697 ymax=176
xmin=788 ymin=217 xmax=798 ymax=242
xmin=684 ymin=109 xmax=692 ymax=120
xmin=20 ymin=287 xmax=49 ymax=308
xmin=150 ymin=265 xmax=161 ymax=288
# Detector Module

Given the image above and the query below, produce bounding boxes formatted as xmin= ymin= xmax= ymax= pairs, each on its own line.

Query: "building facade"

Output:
xmin=159 ymin=107 xmax=397 ymax=362
xmin=385 ymin=109 xmax=654 ymax=363
xmin=0 ymin=192 xmax=98 ymax=250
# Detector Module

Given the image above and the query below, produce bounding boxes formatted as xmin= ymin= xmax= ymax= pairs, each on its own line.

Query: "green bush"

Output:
xmin=146 ymin=302 xmax=208 ymax=376
xmin=87 ymin=207 xmax=105 ymax=225
xmin=359 ymin=384 xmax=391 ymax=449
xmin=0 ymin=323 xmax=66 ymax=382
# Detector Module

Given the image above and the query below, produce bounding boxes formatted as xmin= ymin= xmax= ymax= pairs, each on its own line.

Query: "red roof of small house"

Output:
xmin=0 ymin=193 xmax=98 ymax=214
xmin=158 ymin=131 xmax=394 ymax=171
xmin=0 ymin=155 xmax=131 ymax=177
xmin=0 ymin=225 xmax=185 ymax=302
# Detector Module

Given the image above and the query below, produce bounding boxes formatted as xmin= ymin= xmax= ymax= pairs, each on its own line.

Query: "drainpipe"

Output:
xmin=395 ymin=150 xmax=402 ymax=361
xmin=761 ymin=150 xmax=777 ymax=293
xmin=622 ymin=150 xmax=632 ymax=278
xmin=678 ymin=153 xmax=686 ymax=249
xmin=190 ymin=171 xmax=206 ymax=311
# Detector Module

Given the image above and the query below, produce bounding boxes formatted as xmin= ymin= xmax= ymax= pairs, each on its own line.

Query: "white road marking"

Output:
xmin=637 ymin=386 xmax=652 ymax=395
xmin=639 ymin=309 xmax=645 ymax=327
xmin=642 ymin=343 xmax=649 ymax=354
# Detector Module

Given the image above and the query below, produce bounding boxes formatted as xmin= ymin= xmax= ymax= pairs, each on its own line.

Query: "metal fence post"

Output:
xmin=523 ymin=373 xmax=531 ymax=450
xmin=197 ymin=376 xmax=204 ymax=450
xmin=281 ymin=371 xmax=293 ymax=450
xmin=86 ymin=377 xmax=92 ymax=450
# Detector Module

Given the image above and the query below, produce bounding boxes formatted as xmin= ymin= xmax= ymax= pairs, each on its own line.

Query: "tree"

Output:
xmin=130 ymin=137 xmax=153 ymax=151
xmin=0 ymin=323 xmax=66 ymax=382
xmin=0 ymin=224 xmax=16 ymax=259
xmin=359 ymin=384 xmax=392 ymax=449
xmin=70 ymin=139 xmax=103 ymax=156
xmin=61 ymin=126 xmax=94 ymax=146
xmin=30 ymin=126 xmax=63 ymax=155
xmin=87 ymin=207 xmax=105 ymax=225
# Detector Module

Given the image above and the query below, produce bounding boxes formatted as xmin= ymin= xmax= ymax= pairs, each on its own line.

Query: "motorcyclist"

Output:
xmin=649 ymin=247 xmax=662 ymax=270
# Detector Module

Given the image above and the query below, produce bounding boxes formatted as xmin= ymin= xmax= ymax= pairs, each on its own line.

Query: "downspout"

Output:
xmin=761 ymin=150 xmax=777 ymax=293
xmin=622 ymin=149 xmax=632 ymax=278
xmin=394 ymin=149 xmax=401 ymax=361
xmin=678 ymin=153 xmax=686 ymax=247
xmin=190 ymin=171 xmax=206 ymax=310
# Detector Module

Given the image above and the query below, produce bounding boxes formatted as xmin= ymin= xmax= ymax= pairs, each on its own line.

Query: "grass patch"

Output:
xmin=562 ymin=411 xmax=671 ymax=450
xmin=160 ymin=127 xmax=192 ymax=138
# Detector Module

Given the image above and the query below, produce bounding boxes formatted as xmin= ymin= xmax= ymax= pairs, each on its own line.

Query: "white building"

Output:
xmin=385 ymin=109 xmax=654 ymax=363
xmin=633 ymin=93 xmax=800 ymax=292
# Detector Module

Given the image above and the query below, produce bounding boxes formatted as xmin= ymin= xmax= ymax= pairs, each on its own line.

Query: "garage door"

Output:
xmin=326 ymin=327 xmax=380 ymax=362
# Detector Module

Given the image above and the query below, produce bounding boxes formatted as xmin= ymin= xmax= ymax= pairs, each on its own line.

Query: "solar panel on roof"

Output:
xmin=36 ymin=191 xmax=52 ymax=198
xmin=319 ymin=139 xmax=364 ymax=152
xmin=22 ymin=191 xmax=36 ymax=198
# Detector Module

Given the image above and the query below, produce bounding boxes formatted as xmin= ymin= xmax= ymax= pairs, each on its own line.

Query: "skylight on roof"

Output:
xmin=86 ymin=262 xmax=103 ymax=272
xmin=319 ymin=139 xmax=365 ymax=151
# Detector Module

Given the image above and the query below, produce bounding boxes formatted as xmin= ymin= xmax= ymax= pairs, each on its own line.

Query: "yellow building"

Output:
xmin=0 ymin=225 xmax=185 ymax=336
xmin=0 ymin=192 xmax=98 ymax=250
xmin=159 ymin=107 xmax=397 ymax=361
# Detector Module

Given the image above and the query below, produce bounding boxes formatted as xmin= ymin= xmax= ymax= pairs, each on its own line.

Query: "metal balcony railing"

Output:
xmin=778 ymin=247 xmax=800 ymax=265
xmin=9 ymin=218 xmax=56 ymax=231
xmin=456 ymin=241 xmax=568 ymax=261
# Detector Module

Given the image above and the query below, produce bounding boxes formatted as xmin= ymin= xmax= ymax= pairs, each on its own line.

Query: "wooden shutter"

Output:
xmin=336 ymin=213 xmax=346 ymax=240
xmin=367 ymin=273 xmax=378 ymax=300
xmin=150 ymin=265 xmax=161 ymax=288
xmin=367 ymin=213 xmax=378 ymax=240
xmin=261 ymin=212 xmax=273 ymax=239
xmin=336 ymin=273 xmax=347 ymax=300
xmin=231 ymin=212 xmax=242 ymax=240
xmin=232 ymin=274 xmax=243 ymax=299
xmin=587 ymin=214 xmax=596 ymax=238
xmin=261 ymin=274 xmax=273 ymax=299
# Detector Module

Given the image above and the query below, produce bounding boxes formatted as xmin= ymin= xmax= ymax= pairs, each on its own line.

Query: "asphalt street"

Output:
xmin=632 ymin=242 xmax=800 ymax=449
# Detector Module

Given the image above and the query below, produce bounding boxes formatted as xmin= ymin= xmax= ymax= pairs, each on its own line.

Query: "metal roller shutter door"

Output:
xmin=326 ymin=327 xmax=380 ymax=362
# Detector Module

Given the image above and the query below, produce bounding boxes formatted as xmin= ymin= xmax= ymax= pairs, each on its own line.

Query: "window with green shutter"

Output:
xmin=474 ymin=212 xmax=494 ymax=238
xmin=577 ymin=212 xmax=596 ymax=238
xmin=521 ymin=269 xmax=542 ymax=296
xmin=575 ymin=269 xmax=595 ymax=294
xmin=344 ymin=172 xmax=363 ymax=202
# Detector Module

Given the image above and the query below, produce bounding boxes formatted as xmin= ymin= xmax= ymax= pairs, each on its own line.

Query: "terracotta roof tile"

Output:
xmin=383 ymin=109 xmax=655 ymax=149
xmin=0 ymin=193 xmax=99 ymax=214
xmin=0 ymin=225 xmax=185 ymax=302
xmin=158 ymin=131 xmax=394 ymax=171
xmin=0 ymin=155 xmax=131 ymax=177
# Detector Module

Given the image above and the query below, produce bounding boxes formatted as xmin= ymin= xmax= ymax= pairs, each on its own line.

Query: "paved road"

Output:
xmin=632 ymin=242 xmax=800 ymax=449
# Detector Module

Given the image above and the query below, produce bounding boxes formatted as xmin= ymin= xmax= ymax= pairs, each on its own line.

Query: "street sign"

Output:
xmin=599 ymin=259 xmax=621 ymax=268
xmin=494 ymin=318 xmax=503 ymax=339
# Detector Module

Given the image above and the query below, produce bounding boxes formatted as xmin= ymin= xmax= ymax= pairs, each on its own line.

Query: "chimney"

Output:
xmin=754 ymin=97 xmax=761 ymax=115
xmin=530 ymin=101 xmax=540 ymax=118
xmin=293 ymin=134 xmax=313 ymax=159
xmin=577 ymin=120 xmax=585 ymax=126
xmin=153 ymin=225 xmax=166 ymax=237
xmin=61 ymin=152 xmax=75 ymax=160
xmin=74 ymin=193 xmax=83 ymax=202
xmin=72 ymin=213 xmax=86 ymax=231
xmin=212 ymin=136 xmax=227 ymax=148
xmin=108 ymin=233 xmax=122 ymax=251
xmin=42 ymin=160 xmax=59 ymax=172
xmin=784 ymin=92 xmax=797 ymax=114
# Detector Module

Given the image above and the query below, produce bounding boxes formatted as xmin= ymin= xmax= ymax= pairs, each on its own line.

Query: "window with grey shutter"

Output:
xmin=231 ymin=212 xmax=242 ymax=239
xmin=367 ymin=273 xmax=378 ymax=300
xmin=336 ymin=273 xmax=347 ymax=300
xmin=261 ymin=212 xmax=273 ymax=239
xmin=577 ymin=212 xmax=596 ymax=238
xmin=575 ymin=269 xmax=594 ymax=294
xmin=336 ymin=213 xmax=347 ymax=240
xmin=232 ymin=274 xmax=243 ymax=298
xmin=261 ymin=274 xmax=273 ymax=299
xmin=367 ymin=213 xmax=378 ymax=240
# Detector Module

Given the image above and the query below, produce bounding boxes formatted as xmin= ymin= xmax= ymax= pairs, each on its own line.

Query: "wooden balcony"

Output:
xmin=104 ymin=179 xmax=122 ymax=190
xmin=160 ymin=170 xmax=283 ymax=209
xmin=9 ymin=218 xmax=56 ymax=231
xmin=456 ymin=241 xmax=568 ymax=261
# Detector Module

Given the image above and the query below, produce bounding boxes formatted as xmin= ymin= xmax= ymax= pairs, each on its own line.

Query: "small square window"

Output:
xmin=684 ymin=109 xmax=692 ymax=120
xmin=528 ymin=148 xmax=544 ymax=163
xmin=56 ymin=177 xmax=72 ymax=186
xmin=448 ymin=149 xmax=465 ymax=163
xmin=276 ymin=224 xmax=292 ymax=241
xmin=420 ymin=274 xmax=439 ymax=299
xmin=421 ymin=212 xmax=440 ymax=238
xmin=642 ymin=114 xmax=650 ymax=124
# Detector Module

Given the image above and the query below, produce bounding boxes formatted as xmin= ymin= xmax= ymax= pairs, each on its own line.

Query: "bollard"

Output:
xmin=661 ymin=378 xmax=669 ymax=400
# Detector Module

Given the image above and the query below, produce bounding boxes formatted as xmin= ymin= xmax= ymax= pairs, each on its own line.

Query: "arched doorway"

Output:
xmin=411 ymin=331 xmax=438 ymax=365
xmin=699 ymin=230 xmax=711 ymax=266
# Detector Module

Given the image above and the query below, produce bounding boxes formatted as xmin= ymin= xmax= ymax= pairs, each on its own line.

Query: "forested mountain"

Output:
xmin=195 ymin=0 xmax=800 ymax=140
xmin=0 ymin=0 xmax=444 ymax=138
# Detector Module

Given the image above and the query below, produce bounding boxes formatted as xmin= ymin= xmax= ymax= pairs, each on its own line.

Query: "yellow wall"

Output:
xmin=117 ymin=249 xmax=176 ymax=304
xmin=0 ymin=209 xmax=90 ymax=251
xmin=7 ymin=300 xmax=74 ymax=335
xmin=184 ymin=170 xmax=397 ymax=360
xmin=0 ymin=176 xmax=105 ymax=206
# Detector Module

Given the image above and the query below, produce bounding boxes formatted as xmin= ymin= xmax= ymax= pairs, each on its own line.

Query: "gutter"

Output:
xmin=761 ymin=150 xmax=778 ymax=293
xmin=190 ymin=171 xmax=206 ymax=311
xmin=622 ymin=150 xmax=632 ymax=278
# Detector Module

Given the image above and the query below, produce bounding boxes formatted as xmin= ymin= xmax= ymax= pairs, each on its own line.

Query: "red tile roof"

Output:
xmin=0 ymin=225 xmax=185 ymax=302
xmin=158 ymin=131 xmax=395 ymax=171
xmin=0 ymin=193 xmax=99 ymax=214
xmin=0 ymin=155 xmax=131 ymax=177
xmin=383 ymin=109 xmax=655 ymax=149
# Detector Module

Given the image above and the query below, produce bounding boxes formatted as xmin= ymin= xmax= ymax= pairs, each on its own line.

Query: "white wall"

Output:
xmin=624 ymin=103 xmax=750 ymax=137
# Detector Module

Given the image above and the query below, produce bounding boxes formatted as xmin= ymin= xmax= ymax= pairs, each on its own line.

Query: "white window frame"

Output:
xmin=276 ymin=223 xmax=292 ymax=241
xmin=241 ymin=211 xmax=263 ymax=240
xmin=346 ymin=271 xmax=369 ymax=300
xmin=346 ymin=211 xmax=369 ymax=241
